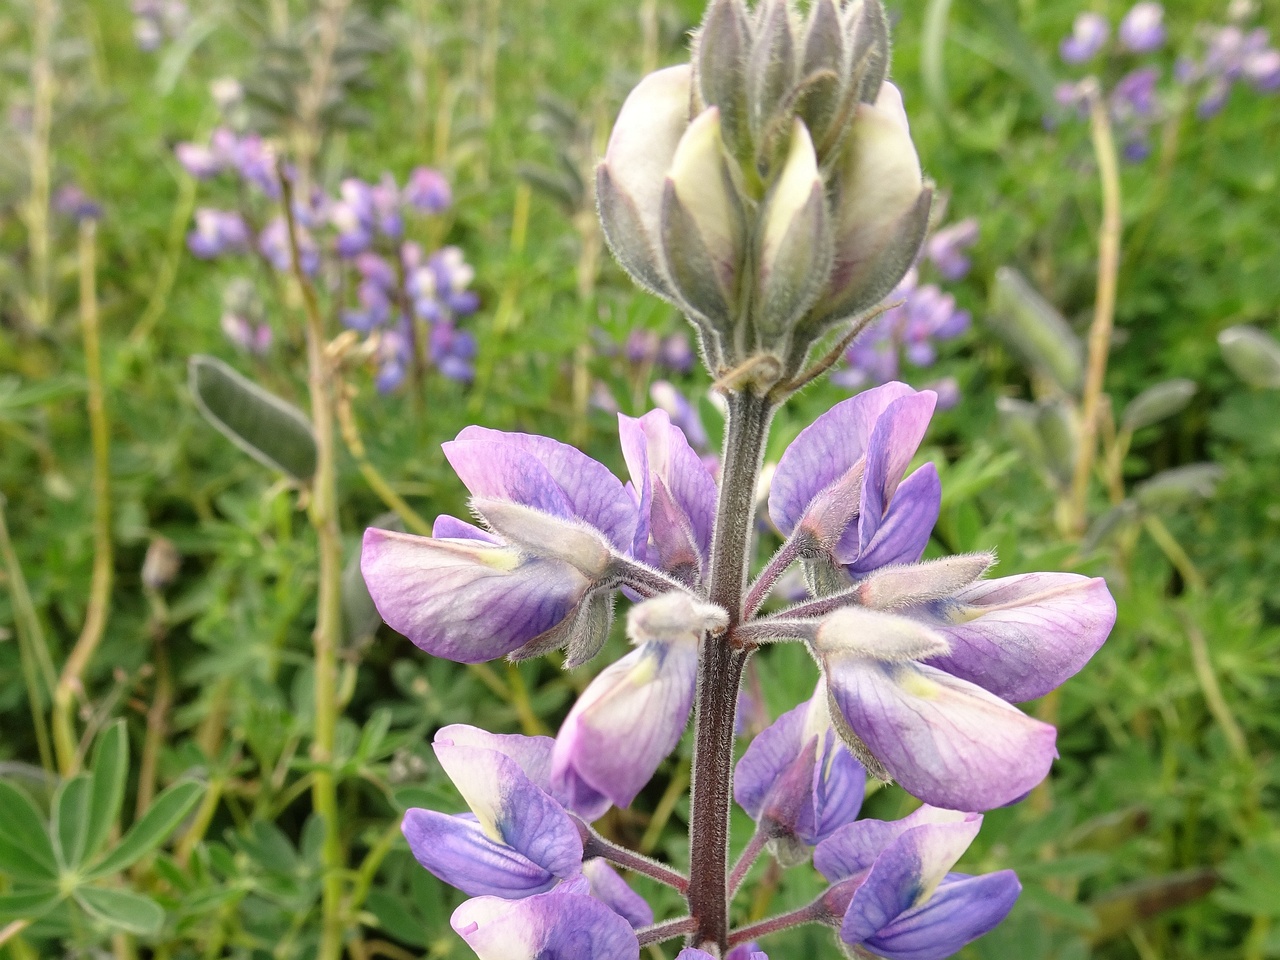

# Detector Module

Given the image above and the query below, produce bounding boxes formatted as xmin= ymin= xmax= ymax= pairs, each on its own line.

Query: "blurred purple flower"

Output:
xmin=1119 ymin=2 xmax=1166 ymax=53
xmin=54 ymin=185 xmax=103 ymax=222
xmin=405 ymin=166 xmax=453 ymax=213
xmin=1060 ymin=12 xmax=1109 ymax=64
xmin=924 ymin=218 xmax=979 ymax=282
xmin=257 ymin=217 xmax=319 ymax=274
xmin=650 ymin=381 xmax=710 ymax=454
xmin=187 ymin=208 xmax=251 ymax=259
xmin=220 ymin=313 xmax=272 ymax=355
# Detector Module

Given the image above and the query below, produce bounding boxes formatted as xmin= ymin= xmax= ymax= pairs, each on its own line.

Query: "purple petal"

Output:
xmin=855 ymin=391 xmax=938 ymax=555
xmin=815 ymin=806 xmax=978 ymax=882
xmin=837 ymin=812 xmax=983 ymax=944
xmin=402 ymin=809 xmax=557 ymax=898
xmin=433 ymin=742 xmax=583 ymax=880
xmin=434 ymin=725 xmax=556 ymax=795
xmin=361 ymin=528 xmax=591 ymax=663
xmin=618 ymin=410 xmax=718 ymax=572
xmin=676 ymin=952 xmax=718 ymax=960
xmin=826 ymin=659 xmax=1058 ymax=811
xmin=845 ymin=463 xmax=940 ymax=575
xmin=917 ymin=573 xmax=1116 ymax=703
xmin=770 ymin=383 xmax=918 ymax=537
xmin=452 ymin=884 xmax=640 ymax=960
xmin=445 ymin=428 xmax=638 ymax=550
xmin=583 ymin=859 xmax=654 ymax=928
xmin=551 ymin=640 xmax=699 ymax=811
xmin=734 ymin=701 xmax=808 ymax=820
xmin=432 ymin=514 xmax=501 ymax=542
xmin=726 ymin=946 xmax=768 ymax=960
xmin=865 ymin=871 xmax=1021 ymax=960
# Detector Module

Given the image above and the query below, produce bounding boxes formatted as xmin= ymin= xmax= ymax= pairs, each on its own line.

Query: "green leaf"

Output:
xmin=0 ymin=889 xmax=63 ymax=924
xmin=0 ymin=781 xmax=59 ymax=882
xmin=989 ymin=267 xmax=1084 ymax=394
xmin=85 ymin=720 xmax=129 ymax=864
xmin=52 ymin=775 xmax=93 ymax=870
xmin=188 ymin=355 xmax=317 ymax=481
xmin=1219 ymin=325 xmax=1280 ymax=389
xmin=75 ymin=886 xmax=165 ymax=936
xmin=85 ymin=780 xmax=203 ymax=879
xmin=1121 ymin=379 xmax=1197 ymax=433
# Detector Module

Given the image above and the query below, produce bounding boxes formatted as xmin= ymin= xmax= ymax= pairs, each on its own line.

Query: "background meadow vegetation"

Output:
xmin=2 ymin=0 xmax=1279 ymax=957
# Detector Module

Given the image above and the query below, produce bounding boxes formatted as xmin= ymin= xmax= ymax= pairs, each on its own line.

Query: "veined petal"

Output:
xmin=452 ymin=884 xmax=640 ymax=960
xmin=918 ymin=573 xmax=1116 ymax=703
xmin=864 ymin=871 xmax=1021 ymax=960
xmin=845 ymin=463 xmax=940 ymax=575
xmin=433 ymin=743 xmax=583 ymax=880
xmin=583 ymin=859 xmax=654 ymax=929
xmin=551 ymin=639 xmax=699 ymax=811
xmin=734 ymin=700 xmax=808 ymax=820
xmin=770 ymin=383 xmax=918 ymax=537
xmin=433 ymin=514 xmax=501 ymax=543
xmin=434 ymin=725 xmax=555 ymax=795
xmin=445 ymin=428 xmax=638 ymax=551
xmin=838 ymin=813 xmax=983 ymax=944
xmin=618 ymin=410 xmax=718 ymax=568
xmin=815 ymin=805 xmax=975 ymax=882
xmin=726 ymin=945 xmax=768 ymax=960
xmin=855 ymin=391 xmax=938 ymax=555
xmin=362 ymin=528 xmax=591 ymax=663
xmin=825 ymin=659 xmax=1058 ymax=810
xmin=402 ymin=810 xmax=557 ymax=899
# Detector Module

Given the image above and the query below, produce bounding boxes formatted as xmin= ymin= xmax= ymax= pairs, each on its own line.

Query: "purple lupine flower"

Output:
xmin=54 ymin=185 xmax=102 ymax=222
xmin=925 ymin=376 xmax=961 ymax=411
xmin=374 ymin=324 xmax=412 ymax=393
xmin=582 ymin=859 xmax=654 ymax=929
xmin=625 ymin=329 xmax=661 ymax=367
xmin=451 ymin=877 xmax=640 ymax=960
xmin=229 ymin=133 xmax=280 ymax=197
xmin=431 ymin=321 xmax=478 ymax=383
xmin=405 ymin=166 xmax=453 ymax=213
xmin=924 ymin=218 xmax=979 ymax=282
xmin=591 ymin=381 xmax=622 ymax=415
xmin=618 ymin=409 xmax=718 ymax=583
xmin=356 ymin=251 xmax=397 ymax=290
xmin=733 ymin=679 xmax=866 ymax=858
xmin=1245 ymin=46 xmax=1280 ymax=91
xmin=1112 ymin=66 xmax=1161 ymax=117
xmin=258 ymin=217 xmax=320 ymax=274
xmin=429 ymin=246 xmax=480 ymax=315
xmin=1060 ymin=12 xmax=1109 ymax=64
xmin=659 ymin=332 xmax=696 ymax=373
xmin=551 ymin=592 xmax=727 ymax=820
xmin=814 ymin=806 xmax=1021 ymax=960
xmin=361 ymin=426 xmax=639 ymax=663
xmin=371 ymin=173 xmax=404 ymax=238
xmin=808 ymin=568 xmax=1114 ymax=810
xmin=342 ymin=281 xmax=393 ymax=333
xmin=769 ymin=382 xmax=941 ymax=578
xmin=679 ymin=950 xmax=768 ymax=960
xmin=650 ymin=381 xmax=711 ymax=454
xmin=176 ymin=142 xmax=223 ymax=179
xmin=402 ymin=725 xmax=585 ymax=898
xmin=221 ymin=313 xmax=272 ymax=355
xmin=187 ymin=209 xmax=251 ymax=259
xmin=1119 ymin=2 xmax=1166 ymax=53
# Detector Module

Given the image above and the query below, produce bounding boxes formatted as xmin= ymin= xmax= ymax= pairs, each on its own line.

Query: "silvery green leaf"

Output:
xmin=1134 ymin=464 xmax=1225 ymax=511
xmin=990 ymin=267 xmax=1084 ymax=393
xmin=1218 ymin=325 xmax=1280 ymax=389
xmin=1121 ymin=379 xmax=1197 ymax=432
xmin=189 ymin=355 xmax=317 ymax=481
xmin=1082 ymin=501 xmax=1139 ymax=552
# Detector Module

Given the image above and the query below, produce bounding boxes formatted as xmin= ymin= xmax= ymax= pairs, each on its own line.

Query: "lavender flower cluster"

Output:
xmin=177 ymin=130 xmax=477 ymax=389
xmin=131 ymin=0 xmax=188 ymax=52
xmin=835 ymin=218 xmax=977 ymax=407
xmin=1056 ymin=2 xmax=1280 ymax=160
xmin=357 ymin=1 xmax=1117 ymax=956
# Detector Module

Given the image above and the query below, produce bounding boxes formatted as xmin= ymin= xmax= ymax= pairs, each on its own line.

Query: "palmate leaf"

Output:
xmin=0 ymin=781 xmax=58 ymax=883
xmin=85 ymin=720 xmax=129 ymax=865
xmin=188 ymin=355 xmax=317 ymax=481
xmin=0 ymin=888 xmax=62 ymax=924
xmin=52 ymin=775 xmax=93 ymax=870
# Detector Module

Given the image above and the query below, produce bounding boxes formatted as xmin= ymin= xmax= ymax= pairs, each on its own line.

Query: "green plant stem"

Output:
xmin=53 ymin=220 xmax=113 ymax=777
xmin=687 ymin=389 xmax=773 ymax=951
xmin=334 ymin=386 xmax=432 ymax=535
xmin=1067 ymin=85 xmax=1123 ymax=536
xmin=23 ymin=0 xmax=56 ymax=330
xmin=0 ymin=496 xmax=56 ymax=772
xmin=281 ymin=174 xmax=347 ymax=960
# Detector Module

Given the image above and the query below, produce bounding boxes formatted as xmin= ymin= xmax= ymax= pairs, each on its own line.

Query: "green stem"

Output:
xmin=1067 ymin=83 xmax=1123 ymax=536
xmin=24 ymin=0 xmax=55 ymax=329
xmin=53 ymin=220 xmax=113 ymax=777
xmin=281 ymin=173 xmax=347 ymax=960
xmin=0 ymin=497 xmax=56 ymax=772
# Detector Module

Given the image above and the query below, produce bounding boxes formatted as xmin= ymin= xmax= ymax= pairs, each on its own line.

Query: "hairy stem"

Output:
xmin=579 ymin=822 xmax=689 ymax=892
xmin=281 ymin=174 xmax=347 ymax=960
xmin=743 ymin=537 xmax=802 ymax=619
xmin=728 ymin=899 xmax=827 ymax=946
xmin=637 ymin=917 xmax=696 ymax=947
xmin=688 ymin=389 xmax=774 ymax=950
xmin=1067 ymin=86 xmax=1123 ymax=535
xmin=728 ymin=827 xmax=769 ymax=896
xmin=53 ymin=221 xmax=113 ymax=776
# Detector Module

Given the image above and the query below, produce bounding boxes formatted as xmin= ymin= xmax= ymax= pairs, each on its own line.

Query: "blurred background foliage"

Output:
xmin=1 ymin=0 xmax=1278 ymax=957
